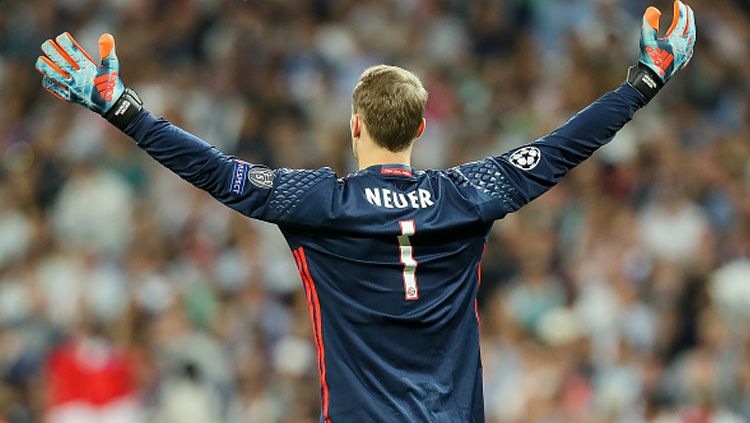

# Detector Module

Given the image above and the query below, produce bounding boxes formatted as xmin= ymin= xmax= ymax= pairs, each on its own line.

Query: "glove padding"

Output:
xmin=639 ymin=0 xmax=696 ymax=83
xmin=35 ymin=32 xmax=124 ymax=115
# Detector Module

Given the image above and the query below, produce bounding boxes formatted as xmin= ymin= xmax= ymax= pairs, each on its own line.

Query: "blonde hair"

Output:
xmin=352 ymin=65 xmax=428 ymax=152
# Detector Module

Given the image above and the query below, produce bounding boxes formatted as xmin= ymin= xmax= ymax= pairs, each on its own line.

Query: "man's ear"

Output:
xmin=351 ymin=114 xmax=361 ymax=139
xmin=415 ymin=118 xmax=426 ymax=139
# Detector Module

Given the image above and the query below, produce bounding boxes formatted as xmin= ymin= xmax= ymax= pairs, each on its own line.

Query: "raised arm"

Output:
xmin=449 ymin=1 xmax=696 ymax=222
xmin=123 ymin=110 xmax=335 ymax=224
xmin=34 ymin=32 xmax=334 ymax=225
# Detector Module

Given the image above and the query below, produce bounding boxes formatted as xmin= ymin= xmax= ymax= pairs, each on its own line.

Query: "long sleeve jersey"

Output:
xmin=123 ymin=83 xmax=646 ymax=422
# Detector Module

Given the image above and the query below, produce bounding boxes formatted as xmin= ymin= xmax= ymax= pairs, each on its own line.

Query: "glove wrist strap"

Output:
xmin=627 ymin=64 xmax=663 ymax=102
xmin=103 ymin=88 xmax=143 ymax=130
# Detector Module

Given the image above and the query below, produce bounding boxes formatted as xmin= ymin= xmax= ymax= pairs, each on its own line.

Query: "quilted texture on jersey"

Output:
xmin=446 ymin=158 xmax=521 ymax=211
xmin=269 ymin=168 xmax=331 ymax=219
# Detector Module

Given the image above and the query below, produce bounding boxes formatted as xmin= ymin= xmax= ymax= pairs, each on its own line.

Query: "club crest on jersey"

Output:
xmin=508 ymin=147 xmax=541 ymax=171
xmin=248 ymin=167 xmax=275 ymax=189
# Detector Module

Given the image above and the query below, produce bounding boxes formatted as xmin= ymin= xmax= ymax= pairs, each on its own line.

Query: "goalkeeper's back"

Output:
xmin=278 ymin=162 xmax=494 ymax=422
xmin=122 ymin=78 xmax=645 ymax=422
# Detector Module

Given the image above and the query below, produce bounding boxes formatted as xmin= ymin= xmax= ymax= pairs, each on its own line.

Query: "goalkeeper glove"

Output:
xmin=627 ymin=0 xmax=696 ymax=101
xmin=35 ymin=32 xmax=142 ymax=130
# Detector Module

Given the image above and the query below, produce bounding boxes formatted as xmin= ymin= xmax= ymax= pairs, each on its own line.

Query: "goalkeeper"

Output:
xmin=34 ymin=2 xmax=695 ymax=422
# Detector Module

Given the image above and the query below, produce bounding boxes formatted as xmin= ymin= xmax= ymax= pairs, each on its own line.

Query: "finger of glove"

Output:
xmin=663 ymin=1 xmax=679 ymax=37
xmin=55 ymin=32 xmax=96 ymax=68
xmin=665 ymin=1 xmax=688 ymax=38
xmin=98 ymin=33 xmax=117 ymax=64
xmin=683 ymin=4 xmax=695 ymax=38
xmin=41 ymin=39 xmax=80 ymax=76
xmin=682 ymin=6 xmax=697 ymax=68
xmin=35 ymin=56 xmax=71 ymax=85
xmin=641 ymin=6 xmax=661 ymax=40
xmin=685 ymin=6 xmax=696 ymax=42
xmin=42 ymin=76 xmax=70 ymax=102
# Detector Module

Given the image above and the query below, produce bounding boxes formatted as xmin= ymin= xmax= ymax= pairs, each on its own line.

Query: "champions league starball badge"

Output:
xmin=508 ymin=147 xmax=541 ymax=171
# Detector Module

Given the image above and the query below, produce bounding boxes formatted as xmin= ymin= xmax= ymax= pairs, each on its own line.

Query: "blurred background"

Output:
xmin=0 ymin=0 xmax=749 ymax=422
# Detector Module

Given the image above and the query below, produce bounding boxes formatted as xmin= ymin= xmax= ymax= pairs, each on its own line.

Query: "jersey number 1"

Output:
xmin=398 ymin=220 xmax=419 ymax=300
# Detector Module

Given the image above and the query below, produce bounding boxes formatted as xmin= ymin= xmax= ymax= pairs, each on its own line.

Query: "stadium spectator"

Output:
xmin=1 ymin=0 xmax=749 ymax=421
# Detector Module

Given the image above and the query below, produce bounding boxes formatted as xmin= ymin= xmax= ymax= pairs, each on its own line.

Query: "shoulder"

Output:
xmin=422 ymin=159 xmax=508 ymax=192
xmin=266 ymin=167 xmax=338 ymax=221
xmin=273 ymin=167 xmax=337 ymax=186
xmin=271 ymin=167 xmax=338 ymax=200
xmin=443 ymin=158 xmax=517 ymax=198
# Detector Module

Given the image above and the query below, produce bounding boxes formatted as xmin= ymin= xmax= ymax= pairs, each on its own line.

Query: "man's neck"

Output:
xmin=358 ymin=158 xmax=411 ymax=171
xmin=356 ymin=147 xmax=412 ymax=171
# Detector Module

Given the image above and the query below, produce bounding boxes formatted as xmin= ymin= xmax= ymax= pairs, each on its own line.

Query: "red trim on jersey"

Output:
xmin=294 ymin=248 xmax=331 ymax=423
xmin=475 ymin=243 xmax=486 ymax=326
xmin=293 ymin=249 xmax=321 ymax=375
xmin=381 ymin=167 xmax=413 ymax=177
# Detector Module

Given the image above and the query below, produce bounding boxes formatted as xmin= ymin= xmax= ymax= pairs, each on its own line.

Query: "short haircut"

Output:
xmin=352 ymin=65 xmax=428 ymax=152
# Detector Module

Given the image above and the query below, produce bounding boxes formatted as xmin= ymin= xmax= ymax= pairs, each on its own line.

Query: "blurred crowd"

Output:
xmin=1 ymin=0 xmax=749 ymax=422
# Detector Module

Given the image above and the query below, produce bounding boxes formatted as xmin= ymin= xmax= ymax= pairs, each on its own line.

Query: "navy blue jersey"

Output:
xmin=124 ymin=84 xmax=646 ymax=422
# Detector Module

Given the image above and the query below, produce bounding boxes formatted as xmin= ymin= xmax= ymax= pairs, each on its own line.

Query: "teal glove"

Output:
xmin=627 ymin=1 xmax=696 ymax=101
xmin=639 ymin=0 xmax=696 ymax=83
xmin=35 ymin=32 xmax=142 ymax=129
xmin=35 ymin=32 xmax=124 ymax=114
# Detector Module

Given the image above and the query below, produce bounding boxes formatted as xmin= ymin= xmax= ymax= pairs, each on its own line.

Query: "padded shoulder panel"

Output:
xmin=269 ymin=168 xmax=334 ymax=219
xmin=445 ymin=158 xmax=519 ymax=211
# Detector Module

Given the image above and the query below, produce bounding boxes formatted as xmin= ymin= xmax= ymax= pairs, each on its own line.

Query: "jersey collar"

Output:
xmin=366 ymin=164 xmax=416 ymax=177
